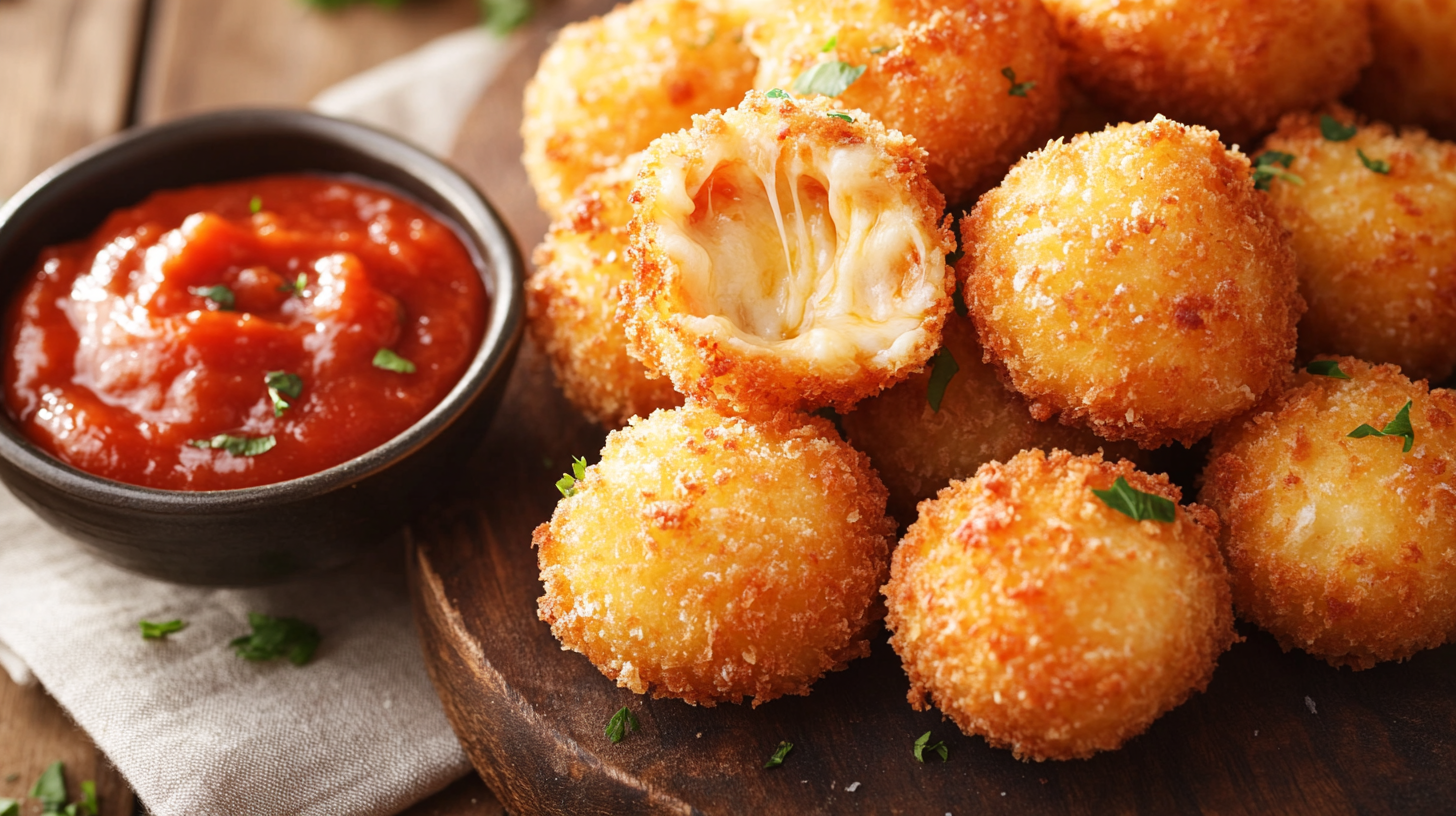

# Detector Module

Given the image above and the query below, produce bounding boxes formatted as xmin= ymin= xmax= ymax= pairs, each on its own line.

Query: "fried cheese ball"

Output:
xmin=1348 ymin=0 xmax=1456 ymax=141
xmin=961 ymin=117 xmax=1304 ymax=449
xmin=527 ymin=154 xmax=683 ymax=428
xmin=1042 ymin=0 xmax=1372 ymax=146
xmin=624 ymin=91 xmax=954 ymax=416
xmin=535 ymin=404 xmax=895 ymax=706
xmin=521 ymin=0 xmax=758 ymax=217
xmin=884 ymin=449 xmax=1236 ymax=760
xmin=842 ymin=310 xmax=1144 ymax=521
xmin=1257 ymin=108 xmax=1456 ymax=383
xmin=746 ymin=0 xmax=1064 ymax=204
xmin=1200 ymin=357 xmax=1456 ymax=669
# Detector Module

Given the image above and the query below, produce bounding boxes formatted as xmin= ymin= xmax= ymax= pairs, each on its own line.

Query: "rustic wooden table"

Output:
xmin=0 ymin=1 xmax=508 ymax=812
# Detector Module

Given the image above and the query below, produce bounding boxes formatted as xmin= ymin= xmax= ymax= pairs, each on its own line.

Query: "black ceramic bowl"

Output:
xmin=0 ymin=110 xmax=523 ymax=586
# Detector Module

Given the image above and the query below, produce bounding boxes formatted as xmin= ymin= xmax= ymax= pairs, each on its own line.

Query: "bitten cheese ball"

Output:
xmin=521 ymin=0 xmax=758 ymax=217
xmin=1042 ymin=0 xmax=1372 ymax=147
xmin=842 ymin=310 xmax=1144 ymax=522
xmin=624 ymin=90 xmax=954 ymax=416
xmin=746 ymin=0 xmax=1064 ymax=204
xmin=1348 ymin=0 xmax=1456 ymax=142
xmin=1200 ymin=357 xmax=1456 ymax=669
xmin=960 ymin=117 xmax=1304 ymax=449
xmin=884 ymin=449 xmax=1236 ymax=760
xmin=527 ymin=154 xmax=683 ymax=429
xmin=1257 ymin=108 xmax=1456 ymax=383
xmin=535 ymin=404 xmax=895 ymax=706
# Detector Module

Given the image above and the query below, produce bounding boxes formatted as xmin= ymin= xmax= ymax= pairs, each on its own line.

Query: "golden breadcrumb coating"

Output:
xmin=1258 ymin=107 xmax=1456 ymax=383
xmin=527 ymin=155 xmax=683 ymax=429
xmin=960 ymin=117 xmax=1304 ymax=449
xmin=1348 ymin=0 xmax=1456 ymax=142
xmin=534 ymin=404 xmax=895 ymax=706
xmin=746 ymin=0 xmax=1064 ymax=205
xmin=623 ymin=90 xmax=954 ymax=416
xmin=521 ymin=0 xmax=758 ymax=218
xmin=1042 ymin=0 xmax=1372 ymax=147
xmin=1200 ymin=357 xmax=1456 ymax=670
xmin=842 ymin=310 xmax=1145 ymax=522
xmin=885 ymin=449 xmax=1236 ymax=761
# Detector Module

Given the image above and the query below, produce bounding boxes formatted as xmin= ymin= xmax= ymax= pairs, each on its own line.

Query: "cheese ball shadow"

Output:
xmin=1256 ymin=107 xmax=1456 ymax=383
xmin=527 ymin=154 xmax=683 ymax=429
xmin=1200 ymin=357 xmax=1456 ymax=669
xmin=534 ymin=404 xmax=895 ymax=706
xmin=521 ymin=0 xmax=758 ymax=218
xmin=960 ymin=116 xmax=1304 ymax=449
xmin=624 ymin=90 xmax=954 ymax=416
xmin=884 ymin=449 xmax=1236 ymax=760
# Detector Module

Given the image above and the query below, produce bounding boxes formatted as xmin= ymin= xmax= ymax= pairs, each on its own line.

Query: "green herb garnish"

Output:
xmin=265 ymin=370 xmax=303 ymax=417
xmin=189 ymin=284 xmax=236 ymax=311
xmin=249 ymin=196 xmax=263 ymax=214
xmin=77 ymin=781 xmax=98 ymax=816
xmin=926 ymin=348 xmax=959 ymax=412
xmin=30 ymin=762 xmax=65 ymax=813
xmin=372 ymin=348 xmax=416 ymax=374
xmin=765 ymin=88 xmax=789 ymax=99
xmin=1320 ymin=115 xmax=1357 ymax=142
xmin=1305 ymin=360 xmax=1351 ymax=379
xmin=188 ymin=434 xmax=276 ymax=457
xmin=1092 ymin=476 xmax=1176 ymax=523
xmin=820 ymin=35 xmax=838 ymax=52
xmin=826 ymin=112 xmax=854 ymax=122
xmin=764 ymin=741 xmax=793 ymax=768
xmin=868 ymin=45 xmax=890 ymax=54
xmin=277 ymin=273 xmax=307 ymax=297
xmin=480 ymin=0 xmax=533 ymax=34
xmin=913 ymin=731 xmax=949 ymax=762
xmin=231 ymin=612 xmax=321 ymax=666
xmin=1357 ymin=148 xmax=1390 ymax=174
xmin=1001 ymin=66 xmax=1035 ymax=97
xmin=139 ymin=619 xmax=187 ymax=640
xmin=556 ymin=456 xmax=588 ymax=498
xmin=1348 ymin=400 xmax=1415 ymax=452
xmin=605 ymin=706 xmax=639 ymax=744
xmin=0 ymin=799 xmax=16 ymax=816
xmin=792 ymin=60 xmax=866 ymax=97
xmin=1252 ymin=151 xmax=1304 ymax=191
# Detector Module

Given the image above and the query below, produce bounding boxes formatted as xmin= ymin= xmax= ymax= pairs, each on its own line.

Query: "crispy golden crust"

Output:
xmin=1348 ymin=0 xmax=1456 ymax=141
xmin=623 ymin=90 xmax=954 ymax=416
xmin=1199 ymin=357 xmax=1456 ymax=670
xmin=746 ymin=0 xmax=1064 ymax=205
xmin=527 ymin=155 xmax=684 ymax=429
xmin=960 ymin=117 xmax=1304 ymax=449
xmin=884 ymin=449 xmax=1235 ymax=761
xmin=1042 ymin=0 xmax=1372 ymax=147
xmin=842 ymin=310 xmax=1146 ymax=522
xmin=534 ymin=404 xmax=896 ymax=706
xmin=1258 ymin=107 xmax=1456 ymax=383
xmin=521 ymin=0 xmax=758 ymax=218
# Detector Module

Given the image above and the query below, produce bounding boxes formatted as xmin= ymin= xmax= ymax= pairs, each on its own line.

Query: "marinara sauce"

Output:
xmin=3 ymin=175 xmax=488 ymax=490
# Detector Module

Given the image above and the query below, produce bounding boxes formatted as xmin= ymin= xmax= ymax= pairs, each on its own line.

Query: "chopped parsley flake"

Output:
xmin=1320 ymin=115 xmax=1357 ymax=142
xmin=765 ymin=88 xmax=789 ymax=99
xmin=1252 ymin=151 xmax=1304 ymax=191
xmin=1348 ymin=399 xmax=1415 ymax=452
xmin=188 ymin=434 xmax=276 ymax=457
xmin=1092 ymin=476 xmax=1176 ymax=523
xmin=480 ymin=0 xmax=534 ymax=34
xmin=29 ymin=762 xmax=66 ymax=812
xmin=249 ymin=196 xmax=263 ymax=214
xmin=1357 ymin=148 xmax=1390 ymax=174
xmin=792 ymin=60 xmax=866 ymax=97
xmin=869 ymin=45 xmax=890 ymax=54
xmin=913 ymin=731 xmax=949 ymax=762
xmin=372 ymin=348 xmax=416 ymax=373
xmin=0 ymin=799 xmax=15 ymax=816
xmin=927 ymin=348 xmax=959 ymax=412
xmin=764 ymin=741 xmax=793 ymax=768
xmin=556 ymin=455 xmax=588 ymax=498
xmin=1001 ymin=66 xmax=1035 ymax=97
xmin=231 ymin=612 xmax=321 ymax=665
xmin=827 ymin=112 xmax=854 ymax=122
xmin=78 ymin=781 xmax=98 ymax=816
xmin=189 ymin=284 xmax=236 ymax=311
xmin=265 ymin=370 xmax=304 ymax=416
xmin=605 ymin=706 xmax=639 ymax=744
xmin=139 ymin=619 xmax=187 ymax=640
xmin=1305 ymin=360 xmax=1351 ymax=379
xmin=277 ymin=272 xmax=307 ymax=297
xmin=820 ymin=34 xmax=838 ymax=52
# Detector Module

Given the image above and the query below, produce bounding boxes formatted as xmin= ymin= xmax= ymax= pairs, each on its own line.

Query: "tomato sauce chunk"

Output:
xmin=3 ymin=175 xmax=488 ymax=490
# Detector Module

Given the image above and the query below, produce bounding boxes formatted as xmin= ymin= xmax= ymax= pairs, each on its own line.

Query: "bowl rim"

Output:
xmin=0 ymin=108 xmax=524 ymax=512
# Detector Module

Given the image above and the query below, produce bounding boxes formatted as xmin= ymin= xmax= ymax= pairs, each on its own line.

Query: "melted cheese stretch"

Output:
xmin=651 ymin=134 xmax=942 ymax=377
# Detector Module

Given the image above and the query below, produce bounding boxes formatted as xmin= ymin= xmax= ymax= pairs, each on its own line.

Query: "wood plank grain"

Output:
xmin=0 ymin=0 xmax=146 ymax=199
xmin=136 ymin=0 xmax=480 ymax=123
xmin=0 ymin=671 xmax=134 ymax=816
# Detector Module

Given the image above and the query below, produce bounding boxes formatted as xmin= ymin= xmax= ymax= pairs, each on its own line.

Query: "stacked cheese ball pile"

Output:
xmin=520 ymin=0 xmax=1456 ymax=760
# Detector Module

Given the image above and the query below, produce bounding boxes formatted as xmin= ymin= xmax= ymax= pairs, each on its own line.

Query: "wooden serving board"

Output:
xmin=406 ymin=340 xmax=1456 ymax=815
